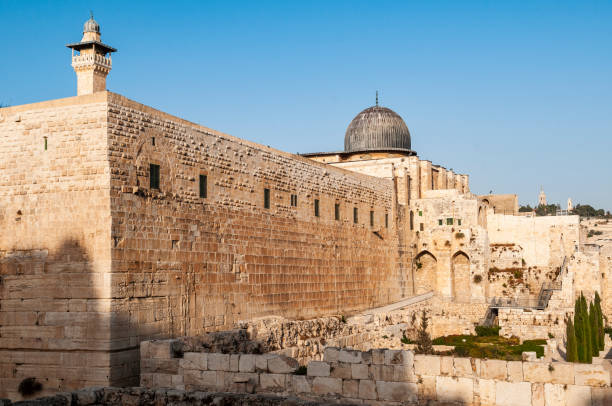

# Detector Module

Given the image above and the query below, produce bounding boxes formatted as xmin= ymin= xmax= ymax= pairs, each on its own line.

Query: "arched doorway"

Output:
xmin=452 ymin=251 xmax=471 ymax=302
xmin=414 ymin=251 xmax=436 ymax=295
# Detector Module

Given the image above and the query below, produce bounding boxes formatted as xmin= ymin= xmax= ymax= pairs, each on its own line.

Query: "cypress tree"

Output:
xmin=595 ymin=291 xmax=605 ymax=350
xmin=581 ymin=294 xmax=592 ymax=363
xmin=590 ymin=301 xmax=599 ymax=357
xmin=566 ymin=317 xmax=578 ymax=362
xmin=574 ymin=297 xmax=585 ymax=362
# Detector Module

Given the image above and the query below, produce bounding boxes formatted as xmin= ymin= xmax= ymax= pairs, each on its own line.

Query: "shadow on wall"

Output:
xmin=0 ymin=239 xmax=110 ymax=400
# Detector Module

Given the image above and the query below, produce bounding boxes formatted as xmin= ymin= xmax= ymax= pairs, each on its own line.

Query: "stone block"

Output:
xmin=207 ymin=353 xmax=230 ymax=371
xmin=376 ymin=381 xmax=417 ymax=402
xmin=352 ymin=363 xmax=369 ymax=380
xmin=551 ymin=362 xmax=574 ymax=384
xmin=359 ymin=379 xmax=377 ymax=400
xmin=454 ymin=357 xmax=476 ymax=377
xmin=312 ymin=377 xmax=342 ymax=395
xmin=414 ymin=355 xmax=440 ymax=376
xmin=574 ymin=364 xmax=610 ymax=386
xmin=343 ymin=379 xmax=359 ymax=398
xmin=592 ymin=387 xmax=612 ymax=406
xmin=330 ymin=362 xmax=352 ymax=379
xmin=384 ymin=350 xmax=413 ymax=366
xmin=506 ymin=361 xmax=523 ymax=382
xmin=267 ymin=354 xmax=298 ymax=374
xmin=255 ymin=354 xmax=272 ymax=372
xmin=393 ymin=365 xmax=416 ymax=382
xmin=523 ymin=352 xmax=538 ymax=362
xmin=531 ymin=383 xmax=544 ymax=406
xmin=239 ymin=354 xmax=255 ymax=373
xmin=148 ymin=340 xmax=175 ymax=359
xmin=435 ymin=376 xmax=473 ymax=404
xmin=184 ymin=370 xmax=217 ymax=388
xmin=544 ymin=383 xmax=566 ymax=405
xmin=418 ymin=375 xmax=436 ymax=400
xmin=370 ymin=364 xmax=394 ymax=381
xmin=339 ymin=349 xmax=363 ymax=363
xmin=290 ymin=375 xmax=312 ymax=393
xmin=440 ymin=356 xmax=453 ymax=376
xmin=307 ymin=361 xmax=331 ymax=377
xmin=477 ymin=379 xmax=496 ymax=406
xmin=495 ymin=381 xmax=531 ymax=406
xmin=360 ymin=350 xmax=373 ymax=364
xmin=371 ymin=349 xmax=385 ymax=365
xmin=481 ymin=359 xmax=507 ymax=381
xmin=180 ymin=352 xmax=207 ymax=371
xmin=259 ymin=373 xmax=286 ymax=391
xmin=566 ymin=385 xmax=591 ymax=406
xmin=229 ymin=354 xmax=240 ymax=372
xmin=323 ymin=347 xmax=339 ymax=362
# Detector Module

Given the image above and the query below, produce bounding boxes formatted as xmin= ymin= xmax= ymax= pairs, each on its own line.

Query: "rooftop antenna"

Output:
xmin=376 ymin=90 xmax=379 ymax=106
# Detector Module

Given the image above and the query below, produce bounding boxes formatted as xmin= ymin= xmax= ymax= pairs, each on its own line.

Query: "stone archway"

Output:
xmin=452 ymin=251 xmax=470 ymax=302
xmin=414 ymin=251 xmax=436 ymax=295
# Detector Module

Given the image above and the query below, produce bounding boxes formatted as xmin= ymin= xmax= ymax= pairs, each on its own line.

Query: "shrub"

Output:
xmin=415 ymin=310 xmax=433 ymax=354
xmin=401 ymin=334 xmax=413 ymax=344
xmin=455 ymin=232 xmax=465 ymax=239
xmin=473 ymin=274 xmax=482 ymax=283
xmin=475 ymin=325 xmax=500 ymax=337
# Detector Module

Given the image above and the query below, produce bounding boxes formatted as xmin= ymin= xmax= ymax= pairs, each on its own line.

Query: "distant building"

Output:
xmin=538 ymin=187 xmax=547 ymax=206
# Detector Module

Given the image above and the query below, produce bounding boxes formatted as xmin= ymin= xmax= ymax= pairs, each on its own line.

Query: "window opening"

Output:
xmin=149 ymin=164 xmax=160 ymax=190
xmin=199 ymin=174 xmax=207 ymax=198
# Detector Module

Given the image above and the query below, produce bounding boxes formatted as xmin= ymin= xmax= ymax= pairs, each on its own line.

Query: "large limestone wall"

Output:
xmin=0 ymin=95 xmax=112 ymax=398
xmin=487 ymin=213 xmax=580 ymax=268
xmin=104 ymin=93 xmax=411 ymax=387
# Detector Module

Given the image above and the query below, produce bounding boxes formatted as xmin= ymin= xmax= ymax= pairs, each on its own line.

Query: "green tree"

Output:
xmin=595 ymin=292 xmax=605 ymax=351
xmin=590 ymin=301 xmax=599 ymax=357
xmin=519 ymin=205 xmax=533 ymax=213
xmin=574 ymin=297 xmax=585 ymax=362
xmin=565 ymin=317 xmax=578 ymax=362
xmin=581 ymin=294 xmax=592 ymax=363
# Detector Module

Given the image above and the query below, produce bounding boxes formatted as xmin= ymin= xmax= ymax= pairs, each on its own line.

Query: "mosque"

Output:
xmin=0 ymin=15 xmax=606 ymax=400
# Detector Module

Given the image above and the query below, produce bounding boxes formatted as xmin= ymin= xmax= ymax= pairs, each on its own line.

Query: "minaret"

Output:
xmin=66 ymin=13 xmax=116 ymax=95
xmin=567 ymin=198 xmax=573 ymax=212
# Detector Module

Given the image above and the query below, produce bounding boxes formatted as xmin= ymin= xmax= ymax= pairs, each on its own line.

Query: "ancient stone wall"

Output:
xmin=0 ymin=95 xmax=113 ymax=399
xmin=487 ymin=213 xmax=579 ymax=269
xmin=103 ymin=93 xmax=411 ymax=387
xmin=141 ymin=340 xmax=612 ymax=405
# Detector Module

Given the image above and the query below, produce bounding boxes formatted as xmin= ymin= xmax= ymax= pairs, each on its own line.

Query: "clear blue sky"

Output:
xmin=2 ymin=1 xmax=611 ymax=211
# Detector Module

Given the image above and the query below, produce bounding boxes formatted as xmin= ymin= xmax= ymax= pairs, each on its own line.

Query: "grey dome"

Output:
xmin=83 ymin=16 xmax=100 ymax=33
xmin=344 ymin=106 xmax=412 ymax=153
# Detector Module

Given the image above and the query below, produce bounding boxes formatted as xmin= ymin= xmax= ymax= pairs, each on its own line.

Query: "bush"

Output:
xmin=475 ymin=325 xmax=500 ymax=337
xmin=473 ymin=274 xmax=483 ymax=284
xmin=415 ymin=310 xmax=433 ymax=354
xmin=18 ymin=377 xmax=42 ymax=396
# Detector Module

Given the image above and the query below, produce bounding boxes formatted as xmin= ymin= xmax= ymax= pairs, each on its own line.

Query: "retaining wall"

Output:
xmin=141 ymin=339 xmax=612 ymax=405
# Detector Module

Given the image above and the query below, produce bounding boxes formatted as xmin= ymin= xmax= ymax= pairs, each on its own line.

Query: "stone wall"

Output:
xmin=0 ymin=94 xmax=113 ymax=399
xmin=141 ymin=339 xmax=612 ymax=405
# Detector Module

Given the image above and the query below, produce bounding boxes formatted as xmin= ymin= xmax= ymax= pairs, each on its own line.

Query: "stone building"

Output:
xmin=0 ymin=16 xmax=609 ymax=401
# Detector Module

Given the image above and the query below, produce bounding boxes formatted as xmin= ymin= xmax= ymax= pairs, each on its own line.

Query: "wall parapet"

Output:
xmin=141 ymin=339 xmax=612 ymax=405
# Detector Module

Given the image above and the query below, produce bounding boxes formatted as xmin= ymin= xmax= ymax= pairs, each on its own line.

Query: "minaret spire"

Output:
xmin=376 ymin=90 xmax=379 ymax=106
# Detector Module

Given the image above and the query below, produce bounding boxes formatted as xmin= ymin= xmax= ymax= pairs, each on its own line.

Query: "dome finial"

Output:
xmin=376 ymin=91 xmax=379 ymax=107
xmin=90 ymin=10 xmax=94 ymax=19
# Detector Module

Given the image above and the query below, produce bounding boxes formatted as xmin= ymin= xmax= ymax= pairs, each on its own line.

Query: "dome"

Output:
xmin=344 ymin=105 xmax=412 ymax=154
xmin=83 ymin=15 xmax=100 ymax=33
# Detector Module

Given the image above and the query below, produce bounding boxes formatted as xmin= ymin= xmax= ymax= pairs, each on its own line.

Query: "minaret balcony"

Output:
xmin=71 ymin=53 xmax=112 ymax=70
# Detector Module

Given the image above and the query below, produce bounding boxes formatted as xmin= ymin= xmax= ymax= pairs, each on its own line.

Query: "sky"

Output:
xmin=1 ymin=0 xmax=611 ymax=211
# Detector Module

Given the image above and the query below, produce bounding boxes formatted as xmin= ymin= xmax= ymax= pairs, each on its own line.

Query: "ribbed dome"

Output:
xmin=344 ymin=105 xmax=412 ymax=153
xmin=83 ymin=15 xmax=100 ymax=33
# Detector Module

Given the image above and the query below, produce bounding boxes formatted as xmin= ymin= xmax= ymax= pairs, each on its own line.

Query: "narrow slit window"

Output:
xmin=458 ymin=219 xmax=462 ymax=226
xmin=151 ymin=137 xmax=156 ymax=146
xmin=385 ymin=213 xmax=388 ymax=228
xmin=335 ymin=203 xmax=340 ymax=221
xmin=291 ymin=194 xmax=297 ymax=207
xmin=410 ymin=211 xmax=414 ymax=230
xmin=353 ymin=207 xmax=358 ymax=224
xmin=199 ymin=174 xmax=207 ymax=198
xmin=44 ymin=137 xmax=48 ymax=151
xmin=370 ymin=210 xmax=374 ymax=227
xmin=264 ymin=188 xmax=270 ymax=209
xmin=446 ymin=218 xmax=453 ymax=225
xmin=149 ymin=164 xmax=160 ymax=190
xmin=420 ymin=223 xmax=424 ymax=231
xmin=438 ymin=219 xmax=443 ymax=226
xmin=314 ymin=199 xmax=320 ymax=217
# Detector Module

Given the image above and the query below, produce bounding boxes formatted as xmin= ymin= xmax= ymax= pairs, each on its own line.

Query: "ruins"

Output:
xmin=1 ymin=15 xmax=611 ymax=405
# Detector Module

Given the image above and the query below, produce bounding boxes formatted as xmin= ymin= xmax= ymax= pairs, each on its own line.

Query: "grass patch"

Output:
xmin=432 ymin=334 xmax=546 ymax=361
xmin=475 ymin=325 xmax=500 ymax=337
